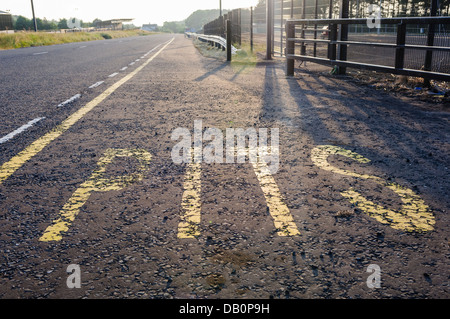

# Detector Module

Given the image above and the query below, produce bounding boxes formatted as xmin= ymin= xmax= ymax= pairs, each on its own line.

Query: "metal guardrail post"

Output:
xmin=227 ymin=19 xmax=232 ymax=62
xmin=286 ymin=22 xmax=295 ymax=76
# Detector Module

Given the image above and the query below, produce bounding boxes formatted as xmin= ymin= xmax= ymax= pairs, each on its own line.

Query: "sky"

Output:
xmin=1 ymin=0 xmax=260 ymax=26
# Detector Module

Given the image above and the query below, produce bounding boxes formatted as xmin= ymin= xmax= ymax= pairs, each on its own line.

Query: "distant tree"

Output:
xmin=185 ymin=9 xmax=226 ymax=32
xmin=37 ymin=18 xmax=57 ymax=30
xmin=161 ymin=21 xmax=185 ymax=33
xmin=123 ymin=23 xmax=137 ymax=30
xmin=80 ymin=20 xmax=92 ymax=28
xmin=14 ymin=15 xmax=32 ymax=30
xmin=92 ymin=18 xmax=102 ymax=28
xmin=58 ymin=18 xmax=68 ymax=29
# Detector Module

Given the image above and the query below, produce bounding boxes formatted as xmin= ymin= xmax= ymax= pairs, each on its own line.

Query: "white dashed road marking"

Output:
xmin=58 ymin=94 xmax=81 ymax=107
xmin=0 ymin=117 xmax=46 ymax=145
xmin=89 ymin=81 xmax=104 ymax=89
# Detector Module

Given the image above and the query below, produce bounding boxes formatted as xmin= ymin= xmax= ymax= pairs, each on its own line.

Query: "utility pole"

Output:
xmin=31 ymin=0 xmax=37 ymax=32
xmin=220 ymin=0 xmax=222 ymax=17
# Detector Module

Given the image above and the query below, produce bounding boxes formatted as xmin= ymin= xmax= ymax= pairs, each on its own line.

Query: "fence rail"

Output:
xmin=200 ymin=0 xmax=450 ymax=82
xmin=186 ymin=32 xmax=238 ymax=55
xmin=286 ymin=16 xmax=450 ymax=81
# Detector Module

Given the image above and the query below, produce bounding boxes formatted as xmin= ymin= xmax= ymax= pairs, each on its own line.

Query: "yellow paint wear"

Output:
xmin=311 ymin=145 xmax=435 ymax=232
xmin=252 ymin=160 xmax=300 ymax=236
xmin=39 ymin=149 xmax=152 ymax=242
xmin=177 ymin=162 xmax=202 ymax=239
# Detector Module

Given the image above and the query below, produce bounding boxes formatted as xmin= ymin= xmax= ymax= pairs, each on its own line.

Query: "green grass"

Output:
xmin=0 ymin=30 xmax=156 ymax=50
xmin=232 ymin=43 xmax=259 ymax=64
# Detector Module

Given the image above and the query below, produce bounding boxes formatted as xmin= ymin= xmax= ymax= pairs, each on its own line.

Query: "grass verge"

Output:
xmin=193 ymin=39 xmax=269 ymax=76
xmin=193 ymin=39 xmax=265 ymax=64
xmin=0 ymin=30 xmax=156 ymax=50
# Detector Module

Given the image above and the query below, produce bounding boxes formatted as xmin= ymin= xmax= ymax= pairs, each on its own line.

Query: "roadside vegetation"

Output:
xmin=0 ymin=30 xmax=155 ymax=50
xmin=193 ymin=38 xmax=264 ymax=64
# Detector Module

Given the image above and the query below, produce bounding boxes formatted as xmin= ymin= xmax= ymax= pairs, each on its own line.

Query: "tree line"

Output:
xmin=12 ymin=16 xmax=103 ymax=31
xmin=160 ymin=9 xmax=227 ymax=33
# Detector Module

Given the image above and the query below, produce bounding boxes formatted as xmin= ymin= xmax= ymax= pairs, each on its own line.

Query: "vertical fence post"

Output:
xmin=329 ymin=0 xmax=333 ymax=18
xmin=395 ymin=23 xmax=406 ymax=70
xmin=337 ymin=0 xmax=349 ymax=75
xmin=251 ymin=6 xmax=254 ymax=53
xmin=314 ymin=0 xmax=318 ymax=57
xmin=281 ymin=0 xmax=284 ymax=56
xmin=301 ymin=0 xmax=306 ymax=56
xmin=227 ymin=19 xmax=232 ymax=61
xmin=286 ymin=22 xmax=295 ymax=76
xmin=221 ymin=15 xmax=225 ymax=38
xmin=329 ymin=23 xmax=338 ymax=61
xmin=229 ymin=10 xmax=233 ymax=44
xmin=291 ymin=0 xmax=294 ymax=18
xmin=327 ymin=0 xmax=333 ymax=59
xmin=424 ymin=0 xmax=438 ymax=87
xmin=238 ymin=8 xmax=242 ymax=46
xmin=266 ymin=0 xmax=273 ymax=60
xmin=272 ymin=0 xmax=275 ymax=55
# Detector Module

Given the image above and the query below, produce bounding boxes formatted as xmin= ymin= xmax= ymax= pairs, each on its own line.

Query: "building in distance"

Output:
xmin=0 ymin=10 xmax=13 ymax=31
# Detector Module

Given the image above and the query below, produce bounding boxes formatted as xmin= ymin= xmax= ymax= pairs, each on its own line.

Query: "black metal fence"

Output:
xmin=203 ymin=5 xmax=268 ymax=50
xmin=200 ymin=0 xmax=450 ymax=81
xmin=286 ymin=16 xmax=450 ymax=81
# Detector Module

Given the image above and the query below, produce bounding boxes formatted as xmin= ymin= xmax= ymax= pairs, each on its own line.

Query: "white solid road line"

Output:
xmin=58 ymin=94 xmax=81 ymax=107
xmin=0 ymin=117 xmax=46 ymax=145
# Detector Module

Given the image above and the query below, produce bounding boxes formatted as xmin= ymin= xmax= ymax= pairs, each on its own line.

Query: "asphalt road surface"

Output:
xmin=0 ymin=33 xmax=448 ymax=299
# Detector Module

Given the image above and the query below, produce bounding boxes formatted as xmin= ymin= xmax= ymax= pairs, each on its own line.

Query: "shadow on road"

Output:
xmin=259 ymin=61 xmax=448 ymax=211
